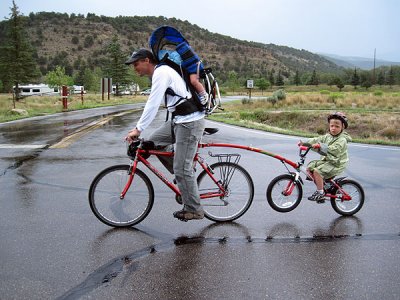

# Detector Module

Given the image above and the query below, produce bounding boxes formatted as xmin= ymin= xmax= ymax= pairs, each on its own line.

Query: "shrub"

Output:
xmin=273 ymin=89 xmax=286 ymax=100
xmin=241 ymin=98 xmax=251 ymax=104
xmin=84 ymin=35 xmax=94 ymax=48
xmin=380 ymin=127 xmax=398 ymax=140
xmin=373 ymin=90 xmax=384 ymax=96
xmin=71 ymin=36 xmax=79 ymax=44
xmin=328 ymin=92 xmax=344 ymax=104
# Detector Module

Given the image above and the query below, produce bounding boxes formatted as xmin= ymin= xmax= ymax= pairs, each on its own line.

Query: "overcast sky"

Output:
xmin=2 ymin=0 xmax=399 ymax=61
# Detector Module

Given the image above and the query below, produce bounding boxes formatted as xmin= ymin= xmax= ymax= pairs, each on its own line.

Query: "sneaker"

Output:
xmin=173 ymin=210 xmax=204 ymax=221
xmin=308 ymin=191 xmax=325 ymax=202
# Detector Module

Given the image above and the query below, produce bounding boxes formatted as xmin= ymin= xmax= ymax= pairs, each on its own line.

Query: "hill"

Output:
xmin=0 ymin=12 xmax=344 ymax=82
xmin=319 ymin=53 xmax=400 ymax=70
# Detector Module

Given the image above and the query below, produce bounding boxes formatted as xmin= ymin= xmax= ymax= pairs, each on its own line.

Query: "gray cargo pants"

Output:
xmin=148 ymin=118 xmax=205 ymax=212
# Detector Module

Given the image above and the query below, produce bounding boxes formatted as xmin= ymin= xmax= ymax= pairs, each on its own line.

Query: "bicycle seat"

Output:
xmin=204 ymin=128 xmax=219 ymax=135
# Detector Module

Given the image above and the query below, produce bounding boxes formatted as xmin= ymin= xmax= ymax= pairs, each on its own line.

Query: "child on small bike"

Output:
xmin=299 ymin=112 xmax=352 ymax=203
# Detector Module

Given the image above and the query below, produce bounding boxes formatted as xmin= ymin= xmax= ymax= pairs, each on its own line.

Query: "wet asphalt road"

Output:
xmin=0 ymin=105 xmax=399 ymax=299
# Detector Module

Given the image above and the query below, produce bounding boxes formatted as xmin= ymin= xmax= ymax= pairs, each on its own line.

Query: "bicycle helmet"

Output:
xmin=328 ymin=112 xmax=348 ymax=129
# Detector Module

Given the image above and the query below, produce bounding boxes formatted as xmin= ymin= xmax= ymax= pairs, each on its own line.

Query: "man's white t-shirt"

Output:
xmin=136 ymin=65 xmax=204 ymax=132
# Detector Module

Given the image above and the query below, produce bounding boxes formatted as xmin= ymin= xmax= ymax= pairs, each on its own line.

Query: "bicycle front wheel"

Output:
xmin=330 ymin=179 xmax=364 ymax=216
xmin=197 ymin=162 xmax=254 ymax=222
xmin=89 ymin=165 xmax=154 ymax=227
xmin=267 ymin=174 xmax=303 ymax=212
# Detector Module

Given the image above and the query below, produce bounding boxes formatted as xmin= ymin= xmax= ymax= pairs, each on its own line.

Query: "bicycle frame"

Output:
xmin=274 ymin=146 xmax=353 ymax=201
xmin=120 ymin=146 xmax=228 ymax=200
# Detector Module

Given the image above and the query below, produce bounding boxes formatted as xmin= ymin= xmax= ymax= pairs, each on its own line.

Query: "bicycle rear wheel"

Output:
xmin=89 ymin=165 xmax=154 ymax=227
xmin=330 ymin=179 xmax=364 ymax=216
xmin=197 ymin=162 xmax=254 ymax=222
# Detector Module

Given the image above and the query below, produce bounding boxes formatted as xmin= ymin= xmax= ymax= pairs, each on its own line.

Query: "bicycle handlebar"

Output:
xmin=299 ymin=145 xmax=309 ymax=152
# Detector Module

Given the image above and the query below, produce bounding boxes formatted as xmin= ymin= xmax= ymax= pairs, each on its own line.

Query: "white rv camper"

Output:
xmin=15 ymin=84 xmax=59 ymax=97
xmin=72 ymin=85 xmax=86 ymax=94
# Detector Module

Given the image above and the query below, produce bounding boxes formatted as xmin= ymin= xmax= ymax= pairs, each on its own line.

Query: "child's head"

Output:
xmin=327 ymin=112 xmax=348 ymax=136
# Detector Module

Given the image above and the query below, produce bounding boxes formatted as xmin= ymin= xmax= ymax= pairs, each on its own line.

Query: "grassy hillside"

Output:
xmin=0 ymin=12 xmax=343 ymax=83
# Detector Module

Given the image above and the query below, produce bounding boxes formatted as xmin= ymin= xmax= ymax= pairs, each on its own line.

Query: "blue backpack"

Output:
xmin=149 ymin=26 xmax=221 ymax=116
xmin=149 ymin=26 xmax=204 ymax=75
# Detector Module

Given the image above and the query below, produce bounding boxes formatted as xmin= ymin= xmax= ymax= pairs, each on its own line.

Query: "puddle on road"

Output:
xmin=56 ymin=232 xmax=400 ymax=299
xmin=0 ymin=151 xmax=42 ymax=176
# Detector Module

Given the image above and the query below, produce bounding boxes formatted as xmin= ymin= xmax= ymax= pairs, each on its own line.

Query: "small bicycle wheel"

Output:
xmin=89 ymin=165 xmax=154 ymax=227
xmin=330 ymin=179 xmax=364 ymax=216
xmin=266 ymin=174 xmax=303 ymax=212
xmin=197 ymin=162 xmax=254 ymax=222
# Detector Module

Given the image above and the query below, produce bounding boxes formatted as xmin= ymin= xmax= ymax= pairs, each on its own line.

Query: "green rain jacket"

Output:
xmin=303 ymin=131 xmax=352 ymax=178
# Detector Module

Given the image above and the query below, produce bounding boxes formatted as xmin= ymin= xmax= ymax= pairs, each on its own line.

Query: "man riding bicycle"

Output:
xmin=125 ymin=49 xmax=206 ymax=221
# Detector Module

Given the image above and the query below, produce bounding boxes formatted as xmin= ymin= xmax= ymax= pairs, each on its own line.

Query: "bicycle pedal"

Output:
xmin=178 ymin=218 xmax=188 ymax=222
xmin=316 ymin=200 xmax=325 ymax=204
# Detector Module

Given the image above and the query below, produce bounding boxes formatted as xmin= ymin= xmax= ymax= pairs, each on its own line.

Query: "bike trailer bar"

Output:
xmin=200 ymin=143 xmax=299 ymax=168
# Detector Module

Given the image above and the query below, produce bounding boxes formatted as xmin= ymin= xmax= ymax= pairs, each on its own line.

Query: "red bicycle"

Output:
xmin=88 ymin=128 xmax=254 ymax=227
xmin=266 ymin=145 xmax=365 ymax=216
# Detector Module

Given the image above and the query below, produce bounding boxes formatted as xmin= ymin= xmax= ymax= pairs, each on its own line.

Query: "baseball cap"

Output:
xmin=125 ymin=49 xmax=153 ymax=65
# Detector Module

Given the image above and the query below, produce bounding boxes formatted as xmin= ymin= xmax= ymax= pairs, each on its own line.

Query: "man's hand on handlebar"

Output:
xmin=126 ymin=127 xmax=141 ymax=143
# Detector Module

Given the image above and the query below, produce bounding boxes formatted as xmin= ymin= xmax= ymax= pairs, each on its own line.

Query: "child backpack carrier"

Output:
xmin=149 ymin=25 xmax=222 ymax=116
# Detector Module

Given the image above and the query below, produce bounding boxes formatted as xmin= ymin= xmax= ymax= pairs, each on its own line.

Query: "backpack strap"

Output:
xmin=164 ymin=87 xmax=199 ymax=120
xmin=158 ymin=60 xmax=203 ymax=121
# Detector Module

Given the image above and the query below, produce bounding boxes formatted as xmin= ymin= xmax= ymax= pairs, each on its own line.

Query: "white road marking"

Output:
xmin=0 ymin=144 xmax=48 ymax=149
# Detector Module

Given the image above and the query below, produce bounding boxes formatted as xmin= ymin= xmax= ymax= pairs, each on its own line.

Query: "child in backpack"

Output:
xmin=158 ymin=42 xmax=208 ymax=105
xmin=299 ymin=112 xmax=352 ymax=203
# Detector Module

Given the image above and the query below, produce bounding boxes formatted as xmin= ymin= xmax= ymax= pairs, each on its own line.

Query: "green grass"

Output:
xmin=0 ymin=93 xmax=146 ymax=123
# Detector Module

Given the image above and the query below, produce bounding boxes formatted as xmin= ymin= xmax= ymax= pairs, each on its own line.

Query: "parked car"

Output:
xmin=140 ymin=88 xmax=151 ymax=95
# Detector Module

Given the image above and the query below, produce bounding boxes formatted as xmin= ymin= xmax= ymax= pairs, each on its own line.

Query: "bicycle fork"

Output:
xmin=282 ymin=171 xmax=301 ymax=196
xmin=119 ymin=160 xmax=138 ymax=199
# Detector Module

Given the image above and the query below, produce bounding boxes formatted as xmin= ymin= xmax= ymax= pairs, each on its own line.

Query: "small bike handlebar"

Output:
xmin=299 ymin=145 xmax=309 ymax=152
xmin=298 ymin=145 xmax=313 ymax=158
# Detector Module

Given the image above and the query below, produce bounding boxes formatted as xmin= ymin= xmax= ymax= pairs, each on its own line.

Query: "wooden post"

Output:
xmin=62 ymin=85 xmax=68 ymax=110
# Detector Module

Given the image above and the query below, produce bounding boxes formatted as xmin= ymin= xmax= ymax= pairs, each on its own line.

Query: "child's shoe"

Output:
xmin=308 ymin=191 xmax=325 ymax=203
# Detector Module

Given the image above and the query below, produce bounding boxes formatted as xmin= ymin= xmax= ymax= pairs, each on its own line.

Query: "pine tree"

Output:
xmin=105 ymin=36 xmax=131 ymax=95
xmin=386 ymin=66 xmax=395 ymax=87
xmin=377 ymin=70 xmax=385 ymax=86
xmin=351 ymin=68 xmax=360 ymax=89
xmin=227 ymin=71 xmax=239 ymax=93
xmin=308 ymin=69 xmax=319 ymax=86
xmin=275 ymin=70 xmax=284 ymax=86
xmin=293 ymin=70 xmax=301 ymax=86
xmin=268 ymin=71 xmax=275 ymax=86
xmin=0 ymin=1 xmax=40 ymax=98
